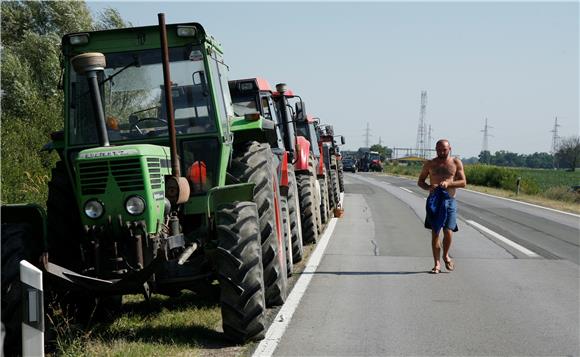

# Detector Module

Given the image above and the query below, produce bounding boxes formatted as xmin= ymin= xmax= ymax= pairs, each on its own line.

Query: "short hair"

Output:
xmin=436 ymin=139 xmax=450 ymax=147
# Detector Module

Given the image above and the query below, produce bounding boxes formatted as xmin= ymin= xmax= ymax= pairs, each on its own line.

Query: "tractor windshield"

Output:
xmin=69 ymin=46 xmax=216 ymax=145
xmin=231 ymin=93 xmax=259 ymax=117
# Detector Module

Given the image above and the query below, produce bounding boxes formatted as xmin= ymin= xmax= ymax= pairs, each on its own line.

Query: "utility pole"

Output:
xmin=550 ymin=117 xmax=561 ymax=154
xmin=378 ymin=136 xmax=382 ymax=146
xmin=415 ymin=90 xmax=428 ymax=158
xmin=363 ymin=122 xmax=372 ymax=148
xmin=481 ymin=117 xmax=493 ymax=152
xmin=550 ymin=116 xmax=561 ymax=169
xmin=481 ymin=118 xmax=493 ymax=164
xmin=427 ymin=125 xmax=433 ymax=150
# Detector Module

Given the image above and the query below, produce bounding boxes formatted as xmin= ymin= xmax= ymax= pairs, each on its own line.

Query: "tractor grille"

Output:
xmin=79 ymin=158 xmax=144 ymax=194
xmin=111 ymin=159 xmax=144 ymax=192
xmin=147 ymin=158 xmax=162 ymax=190
xmin=78 ymin=162 xmax=108 ymax=195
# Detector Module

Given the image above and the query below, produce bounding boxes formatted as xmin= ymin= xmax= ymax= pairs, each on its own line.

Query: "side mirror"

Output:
xmin=340 ymin=136 xmax=346 ymax=145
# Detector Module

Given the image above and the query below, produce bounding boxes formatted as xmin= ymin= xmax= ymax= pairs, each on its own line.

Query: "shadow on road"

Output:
xmin=302 ymin=270 xmax=431 ymax=276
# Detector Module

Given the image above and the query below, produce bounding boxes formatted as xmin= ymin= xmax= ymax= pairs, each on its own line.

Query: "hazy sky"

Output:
xmin=87 ymin=1 xmax=579 ymax=158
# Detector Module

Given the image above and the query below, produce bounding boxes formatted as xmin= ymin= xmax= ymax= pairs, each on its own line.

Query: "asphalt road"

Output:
xmin=272 ymin=173 xmax=580 ymax=356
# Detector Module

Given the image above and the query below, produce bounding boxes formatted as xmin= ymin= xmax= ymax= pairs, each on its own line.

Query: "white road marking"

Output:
xmin=466 ymin=220 xmax=540 ymax=257
xmin=462 ymin=188 xmax=580 ymax=218
xmin=399 ymin=187 xmax=413 ymax=193
xmin=252 ymin=218 xmax=338 ymax=357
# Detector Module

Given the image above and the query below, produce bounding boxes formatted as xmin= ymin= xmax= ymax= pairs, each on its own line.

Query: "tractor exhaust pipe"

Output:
xmin=158 ymin=13 xmax=190 ymax=205
xmin=71 ymin=53 xmax=110 ymax=147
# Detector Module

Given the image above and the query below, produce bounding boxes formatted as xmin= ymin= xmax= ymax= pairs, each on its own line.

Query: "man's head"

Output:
xmin=435 ymin=139 xmax=451 ymax=159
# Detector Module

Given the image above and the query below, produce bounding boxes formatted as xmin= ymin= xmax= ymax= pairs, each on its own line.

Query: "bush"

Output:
xmin=541 ymin=186 xmax=580 ymax=204
xmin=465 ymin=164 xmax=540 ymax=194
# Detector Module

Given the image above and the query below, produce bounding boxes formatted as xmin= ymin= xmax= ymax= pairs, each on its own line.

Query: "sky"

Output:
xmin=87 ymin=1 xmax=579 ymax=158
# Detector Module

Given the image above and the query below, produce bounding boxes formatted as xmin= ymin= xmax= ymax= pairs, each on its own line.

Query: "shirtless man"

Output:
xmin=417 ymin=139 xmax=466 ymax=274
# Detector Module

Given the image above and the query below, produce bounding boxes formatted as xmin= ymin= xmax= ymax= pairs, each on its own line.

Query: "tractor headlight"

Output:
xmin=84 ymin=199 xmax=104 ymax=219
xmin=125 ymin=196 xmax=145 ymax=216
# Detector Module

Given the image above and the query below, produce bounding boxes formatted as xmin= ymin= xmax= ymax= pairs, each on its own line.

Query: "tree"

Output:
xmin=1 ymin=1 xmax=129 ymax=204
xmin=555 ymin=136 xmax=580 ymax=171
xmin=478 ymin=150 xmax=491 ymax=164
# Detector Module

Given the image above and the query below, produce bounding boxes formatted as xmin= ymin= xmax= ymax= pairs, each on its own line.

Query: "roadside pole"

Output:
xmin=20 ymin=260 xmax=44 ymax=357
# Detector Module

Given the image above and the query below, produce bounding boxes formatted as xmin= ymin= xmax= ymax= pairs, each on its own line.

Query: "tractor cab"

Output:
xmin=228 ymin=77 xmax=284 ymax=150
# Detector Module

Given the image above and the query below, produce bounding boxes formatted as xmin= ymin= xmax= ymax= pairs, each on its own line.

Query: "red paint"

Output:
xmin=272 ymin=175 xmax=285 ymax=270
xmin=294 ymin=136 xmax=311 ymax=171
xmin=280 ymin=151 xmax=289 ymax=188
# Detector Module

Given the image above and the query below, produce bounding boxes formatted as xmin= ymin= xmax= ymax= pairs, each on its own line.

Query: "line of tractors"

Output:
xmin=0 ymin=16 xmax=347 ymax=354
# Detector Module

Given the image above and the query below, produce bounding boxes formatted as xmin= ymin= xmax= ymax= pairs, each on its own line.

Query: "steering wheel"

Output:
xmin=130 ymin=117 xmax=168 ymax=135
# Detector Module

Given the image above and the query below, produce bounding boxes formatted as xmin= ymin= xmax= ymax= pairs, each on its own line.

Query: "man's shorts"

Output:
xmin=424 ymin=198 xmax=459 ymax=232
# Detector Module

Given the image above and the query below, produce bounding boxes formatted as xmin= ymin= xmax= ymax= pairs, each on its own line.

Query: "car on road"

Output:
xmin=342 ymin=158 xmax=357 ymax=172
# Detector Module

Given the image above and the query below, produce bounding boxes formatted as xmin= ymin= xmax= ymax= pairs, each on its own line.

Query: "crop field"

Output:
xmin=514 ymin=168 xmax=580 ymax=190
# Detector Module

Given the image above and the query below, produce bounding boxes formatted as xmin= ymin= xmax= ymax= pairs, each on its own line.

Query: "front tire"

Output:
xmin=215 ymin=201 xmax=267 ymax=343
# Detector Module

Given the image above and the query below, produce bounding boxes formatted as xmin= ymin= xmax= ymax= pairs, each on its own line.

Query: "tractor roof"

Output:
xmin=62 ymin=22 xmax=219 ymax=57
xmin=229 ymin=77 xmax=272 ymax=93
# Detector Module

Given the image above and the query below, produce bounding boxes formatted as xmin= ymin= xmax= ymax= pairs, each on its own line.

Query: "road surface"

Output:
xmin=271 ymin=173 xmax=580 ymax=356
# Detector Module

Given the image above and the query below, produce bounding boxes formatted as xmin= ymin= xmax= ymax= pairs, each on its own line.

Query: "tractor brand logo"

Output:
xmin=79 ymin=149 xmax=139 ymax=159
xmin=153 ymin=191 xmax=165 ymax=200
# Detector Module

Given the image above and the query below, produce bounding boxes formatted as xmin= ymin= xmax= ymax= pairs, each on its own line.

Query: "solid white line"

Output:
xmin=252 ymin=218 xmax=338 ymax=357
xmin=465 ymin=220 xmax=540 ymax=257
xmin=399 ymin=187 xmax=413 ymax=194
xmin=462 ymin=188 xmax=580 ymax=218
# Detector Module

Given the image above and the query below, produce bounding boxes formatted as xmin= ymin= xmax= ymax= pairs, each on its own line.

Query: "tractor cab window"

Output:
xmin=69 ymin=46 xmax=216 ymax=146
xmin=295 ymin=122 xmax=321 ymax=157
xmin=260 ymin=96 xmax=272 ymax=119
xmin=231 ymin=93 xmax=259 ymax=117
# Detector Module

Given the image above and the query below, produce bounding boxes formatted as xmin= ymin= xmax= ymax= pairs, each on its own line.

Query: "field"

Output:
xmin=384 ymin=164 xmax=579 ymax=191
xmin=515 ymin=168 xmax=580 ymax=191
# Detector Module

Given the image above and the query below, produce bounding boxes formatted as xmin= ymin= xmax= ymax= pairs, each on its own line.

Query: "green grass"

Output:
xmin=50 ymin=291 xmax=238 ymax=357
xmin=514 ymin=168 xmax=580 ymax=191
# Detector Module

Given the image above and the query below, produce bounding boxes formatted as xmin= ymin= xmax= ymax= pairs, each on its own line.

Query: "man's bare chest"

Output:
xmin=430 ymin=161 xmax=457 ymax=178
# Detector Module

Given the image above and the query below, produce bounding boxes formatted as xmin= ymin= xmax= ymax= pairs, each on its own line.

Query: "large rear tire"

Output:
xmin=280 ymin=196 xmax=293 ymax=277
xmin=329 ymin=167 xmax=340 ymax=211
xmin=338 ymin=158 xmax=345 ymax=192
xmin=318 ymin=177 xmax=330 ymax=225
xmin=297 ymin=174 xmax=319 ymax=245
xmin=231 ymin=142 xmax=288 ymax=306
xmin=215 ymin=201 xmax=267 ymax=343
xmin=46 ymin=161 xmax=84 ymax=271
xmin=287 ymin=167 xmax=304 ymax=263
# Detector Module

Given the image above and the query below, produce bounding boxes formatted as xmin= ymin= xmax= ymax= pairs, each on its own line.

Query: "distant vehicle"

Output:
xmin=342 ymin=158 xmax=357 ymax=172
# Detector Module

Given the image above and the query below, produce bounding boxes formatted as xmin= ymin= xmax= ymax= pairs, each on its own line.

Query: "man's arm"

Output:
xmin=417 ymin=161 xmax=432 ymax=191
xmin=447 ymin=158 xmax=466 ymax=188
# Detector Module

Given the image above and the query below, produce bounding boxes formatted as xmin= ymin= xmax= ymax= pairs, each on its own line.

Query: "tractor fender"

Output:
xmin=294 ymin=136 xmax=311 ymax=172
xmin=317 ymin=142 xmax=325 ymax=177
xmin=278 ymin=151 xmax=289 ymax=196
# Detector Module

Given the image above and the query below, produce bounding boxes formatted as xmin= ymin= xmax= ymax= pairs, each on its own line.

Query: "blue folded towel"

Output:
xmin=426 ymin=186 xmax=451 ymax=235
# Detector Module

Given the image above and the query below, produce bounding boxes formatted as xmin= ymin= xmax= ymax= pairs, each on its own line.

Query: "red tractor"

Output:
xmin=229 ymin=78 xmax=305 ymax=268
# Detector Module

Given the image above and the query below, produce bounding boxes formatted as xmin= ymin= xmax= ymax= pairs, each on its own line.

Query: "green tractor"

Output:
xmin=1 ymin=15 xmax=291 ymax=350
